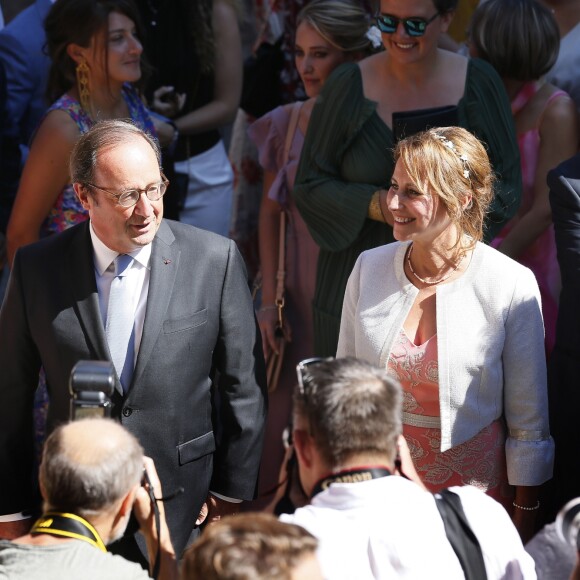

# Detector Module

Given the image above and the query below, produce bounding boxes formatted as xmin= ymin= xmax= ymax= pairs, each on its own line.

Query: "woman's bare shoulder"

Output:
xmin=358 ymin=52 xmax=386 ymax=76
xmin=36 ymin=107 xmax=81 ymax=144
xmin=438 ymin=49 xmax=468 ymax=78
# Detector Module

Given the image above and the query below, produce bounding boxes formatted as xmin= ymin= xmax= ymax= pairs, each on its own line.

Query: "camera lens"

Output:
xmin=556 ymin=497 xmax=580 ymax=548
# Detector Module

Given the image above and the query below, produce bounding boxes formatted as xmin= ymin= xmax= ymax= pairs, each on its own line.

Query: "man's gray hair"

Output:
xmin=294 ymin=357 xmax=402 ymax=467
xmin=40 ymin=418 xmax=144 ymax=517
xmin=70 ymin=119 xmax=161 ymax=185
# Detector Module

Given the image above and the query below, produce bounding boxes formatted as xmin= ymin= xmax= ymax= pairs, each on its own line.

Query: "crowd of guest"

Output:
xmin=1 ymin=0 xmax=580 ymax=577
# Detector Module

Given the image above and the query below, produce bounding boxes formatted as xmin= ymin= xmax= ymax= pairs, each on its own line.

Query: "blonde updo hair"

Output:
xmin=296 ymin=0 xmax=375 ymax=55
xmin=394 ymin=127 xmax=495 ymax=250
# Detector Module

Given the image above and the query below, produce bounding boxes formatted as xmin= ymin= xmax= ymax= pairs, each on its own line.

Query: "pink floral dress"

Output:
xmin=388 ymin=328 xmax=512 ymax=509
xmin=491 ymin=82 xmax=568 ymax=355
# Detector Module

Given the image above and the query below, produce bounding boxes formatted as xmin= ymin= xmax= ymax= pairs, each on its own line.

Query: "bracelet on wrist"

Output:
xmin=512 ymin=500 xmax=540 ymax=511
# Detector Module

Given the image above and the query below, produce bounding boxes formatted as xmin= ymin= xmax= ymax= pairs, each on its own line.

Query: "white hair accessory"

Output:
xmin=366 ymin=25 xmax=382 ymax=48
xmin=434 ymin=134 xmax=470 ymax=180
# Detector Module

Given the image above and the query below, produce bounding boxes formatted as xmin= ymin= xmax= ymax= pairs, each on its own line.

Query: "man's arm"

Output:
xmin=134 ymin=458 xmax=177 ymax=580
xmin=210 ymin=240 xmax=268 ymax=500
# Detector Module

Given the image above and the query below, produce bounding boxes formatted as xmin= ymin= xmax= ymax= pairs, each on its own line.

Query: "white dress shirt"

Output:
xmin=90 ymin=223 xmax=151 ymax=366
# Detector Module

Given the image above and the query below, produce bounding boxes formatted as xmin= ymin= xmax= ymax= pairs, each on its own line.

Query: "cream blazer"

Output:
xmin=337 ymin=241 xmax=554 ymax=486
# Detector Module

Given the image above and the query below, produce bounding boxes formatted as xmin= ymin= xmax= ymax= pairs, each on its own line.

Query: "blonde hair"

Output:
xmin=394 ymin=127 xmax=495 ymax=250
xmin=296 ymin=0 xmax=374 ymax=55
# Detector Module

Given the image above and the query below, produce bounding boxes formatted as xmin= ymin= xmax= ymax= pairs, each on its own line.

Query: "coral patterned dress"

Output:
xmin=387 ymin=328 xmax=512 ymax=509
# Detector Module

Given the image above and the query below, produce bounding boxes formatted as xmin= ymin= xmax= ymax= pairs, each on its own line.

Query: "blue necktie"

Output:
xmin=105 ymin=254 xmax=135 ymax=393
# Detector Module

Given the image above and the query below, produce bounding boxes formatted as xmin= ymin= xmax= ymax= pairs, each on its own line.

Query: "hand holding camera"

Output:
xmin=134 ymin=457 xmax=165 ymax=532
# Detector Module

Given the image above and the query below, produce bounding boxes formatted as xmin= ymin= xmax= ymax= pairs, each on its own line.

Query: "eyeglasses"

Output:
xmin=84 ymin=173 xmax=169 ymax=208
xmin=375 ymin=12 xmax=440 ymax=37
xmin=296 ymin=357 xmax=333 ymax=397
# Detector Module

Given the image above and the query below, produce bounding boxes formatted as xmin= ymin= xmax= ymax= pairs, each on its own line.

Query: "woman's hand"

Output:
xmin=257 ymin=306 xmax=292 ymax=360
xmin=152 ymin=86 xmax=186 ymax=118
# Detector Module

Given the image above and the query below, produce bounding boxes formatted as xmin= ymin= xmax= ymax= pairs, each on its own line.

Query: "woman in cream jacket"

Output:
xmin=337 ymin=127 xmax=553 ymax=543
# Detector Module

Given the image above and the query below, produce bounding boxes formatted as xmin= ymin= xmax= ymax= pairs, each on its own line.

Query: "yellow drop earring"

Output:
xmin=76 ymin=57 xmax=91 ymax=115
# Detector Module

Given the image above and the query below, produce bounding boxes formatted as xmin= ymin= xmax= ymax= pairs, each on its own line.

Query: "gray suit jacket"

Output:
xmin=0 ymin=219 xmax=267 ymax=555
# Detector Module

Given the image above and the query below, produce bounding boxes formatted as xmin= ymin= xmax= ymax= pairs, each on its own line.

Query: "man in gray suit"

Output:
xmin=0 ymin=120 xmax=267 ymax=562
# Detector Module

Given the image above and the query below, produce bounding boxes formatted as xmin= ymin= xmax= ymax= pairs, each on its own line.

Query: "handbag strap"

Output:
xmin=274 ymin=101 xmax=302 ymax=324
xmin=283 ymin=101 xmax=302 ymax=165
xmin=434 ymin=489 xmax=488 ymax=580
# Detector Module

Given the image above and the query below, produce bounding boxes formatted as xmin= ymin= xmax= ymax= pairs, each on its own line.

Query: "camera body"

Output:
xmin=556 ymin=497 xmax=580 ymax=549
xmin=69 ymin=360 xmax=115 ymax=420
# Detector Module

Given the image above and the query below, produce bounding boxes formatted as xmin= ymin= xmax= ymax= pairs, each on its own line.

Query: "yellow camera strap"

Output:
xmin=30 ymin=512 xmax=107 ymax=552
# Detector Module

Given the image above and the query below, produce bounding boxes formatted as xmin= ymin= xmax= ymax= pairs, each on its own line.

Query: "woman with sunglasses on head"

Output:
xmin=6 ymin=0 xmax=169 ymax=266
xmin=247 ymin=0 xmax=380 ymax=508
xmin=293 ymin=0 xmax=521 ymax=358
xmin=337 ymin=127 xmax=553 ymax=543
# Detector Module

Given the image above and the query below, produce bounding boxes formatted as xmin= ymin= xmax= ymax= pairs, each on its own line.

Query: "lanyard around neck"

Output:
xmin=311 ymin=466 xmax=392 ymax=498
xmin=30 ymin=512 xmax=107 ymax=552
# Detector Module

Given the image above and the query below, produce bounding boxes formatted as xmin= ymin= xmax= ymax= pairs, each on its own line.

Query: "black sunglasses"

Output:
xmin=375 ymin=12 xmax=440 ymax=37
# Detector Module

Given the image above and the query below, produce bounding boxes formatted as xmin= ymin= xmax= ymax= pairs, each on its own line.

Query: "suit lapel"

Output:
xmin=69 ymin=222 xmax=111 ymax=366
xmin=131 ymin=221 xmax=180 ymax=388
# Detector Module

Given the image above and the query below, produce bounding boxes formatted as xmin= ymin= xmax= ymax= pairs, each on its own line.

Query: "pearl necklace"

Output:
xmin=406 ymin=244 xmax=463 ymax=285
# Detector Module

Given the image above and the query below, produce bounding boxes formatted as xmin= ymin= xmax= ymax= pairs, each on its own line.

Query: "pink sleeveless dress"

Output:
xmin=492 ymin=82 xmax=567 ymax=355
xmin=388 ymin=329 xmax=512 ymax=509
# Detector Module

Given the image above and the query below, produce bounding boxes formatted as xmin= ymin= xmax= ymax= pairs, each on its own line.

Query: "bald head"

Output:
xmin=40 ymin=418 xmax=143 ymax=517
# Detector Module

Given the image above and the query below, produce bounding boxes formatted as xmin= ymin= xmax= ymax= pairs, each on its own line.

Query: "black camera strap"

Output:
xmin=434 ymin=489 xmax=487 ymax=580
xmin=311 ymin=466 xmax=392 ymax=498
xmin=31 ymin=512 xmax=107 ymax=552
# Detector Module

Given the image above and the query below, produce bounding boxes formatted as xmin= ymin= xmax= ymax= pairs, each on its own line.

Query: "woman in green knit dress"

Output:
xmin=293 ymin=0 xmax=522 ymax=356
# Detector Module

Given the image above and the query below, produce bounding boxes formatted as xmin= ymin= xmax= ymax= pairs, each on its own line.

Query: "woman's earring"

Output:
xmin=76 ymin=57 xmax=91 ymax=115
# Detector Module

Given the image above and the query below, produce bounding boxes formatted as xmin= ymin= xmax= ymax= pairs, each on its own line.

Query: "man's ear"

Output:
xmin=293 ymin=428 xmax=314 ymax=469
xmin=39 ymin=476 xmax=47 ymax=502
xmin=74 ymin=183 xmax=92 ymax=211
xmin=118 ymin=485 xmax=138 ymax=518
